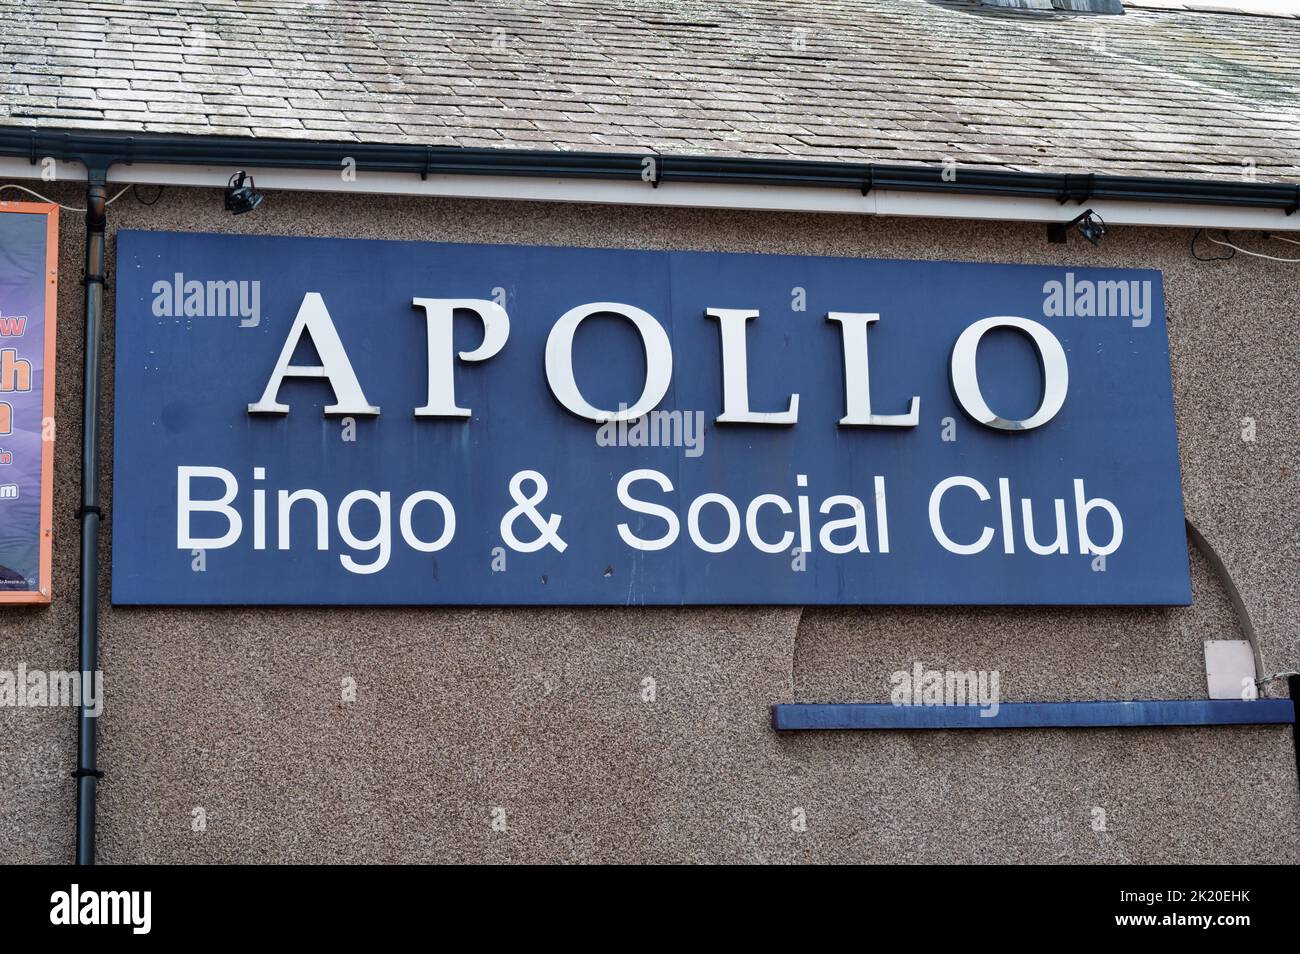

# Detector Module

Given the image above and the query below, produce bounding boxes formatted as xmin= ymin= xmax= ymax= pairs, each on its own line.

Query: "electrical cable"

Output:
xmin=0 ymin=182 xmax=132 ymax=212
xmin=1201 ymin=230 xmax=1300 ymax=263
xmin=131 ymin=183 xmax=164 ymax=206
xmin=1259 ymin=670 xmax=1300 ymax=686
xmin=1191 ymin=228 xmax=1234 ymax=261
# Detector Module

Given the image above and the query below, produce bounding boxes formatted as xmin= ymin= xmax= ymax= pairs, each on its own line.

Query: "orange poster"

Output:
xmin=0 ymin=201 xmax=58 ymax=604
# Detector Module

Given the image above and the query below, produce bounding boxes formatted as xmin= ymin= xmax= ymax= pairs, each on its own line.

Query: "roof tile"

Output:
xmin=0 ymin=0 xmax=1297 ymax=179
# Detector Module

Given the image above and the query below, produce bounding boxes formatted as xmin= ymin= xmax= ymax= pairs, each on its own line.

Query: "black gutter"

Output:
xmin=73 ymin=168 xmax=108 ymax=865
xmin=3 ymin=126 xmax=1299 ymax=214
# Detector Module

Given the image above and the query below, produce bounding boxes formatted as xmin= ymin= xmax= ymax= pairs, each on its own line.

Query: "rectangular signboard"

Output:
xmin=111 ymin=230 xmax=1190 ymax=606
xmin=0 ymin=202 xmax=57 ymax=605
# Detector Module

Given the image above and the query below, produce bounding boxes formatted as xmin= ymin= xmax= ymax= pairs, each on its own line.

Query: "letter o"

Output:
xmin=687 ymin=493 xmax=741 ymax=554
xmin=399 ymin=491 xmax=456 ymax=552
xmin=950 ymin=316 xmax=1068 ymax=431
xmin=545 ymin=302 xmax=673 ymax=423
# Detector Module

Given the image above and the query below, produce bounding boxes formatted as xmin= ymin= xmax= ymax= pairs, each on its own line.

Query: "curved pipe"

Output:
xmin=1185 ymin=518 xmax=1265 ymax=684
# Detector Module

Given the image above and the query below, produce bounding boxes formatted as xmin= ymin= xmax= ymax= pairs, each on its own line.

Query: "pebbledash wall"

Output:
xmin=3 ymin=180 xmax=1297 ymax=864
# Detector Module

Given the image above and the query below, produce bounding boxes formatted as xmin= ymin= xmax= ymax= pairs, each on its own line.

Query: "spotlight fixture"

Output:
xmin=223 ymin=171 xmax=263 ymax=215
xmin=1047 ymin=209 xmax=1106 ymax=246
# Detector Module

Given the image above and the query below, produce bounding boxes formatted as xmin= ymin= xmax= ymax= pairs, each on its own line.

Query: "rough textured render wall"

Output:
xmin=1 ymin=183 xmax=1295 ymax=863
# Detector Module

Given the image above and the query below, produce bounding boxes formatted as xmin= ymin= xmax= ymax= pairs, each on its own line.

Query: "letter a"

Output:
xmin=248 ymin=292 xmax=379 ymax=416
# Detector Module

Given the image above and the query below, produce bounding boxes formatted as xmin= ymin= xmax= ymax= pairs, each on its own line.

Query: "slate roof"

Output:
xmin=2 ymin=0 xmax=1299 ymax=181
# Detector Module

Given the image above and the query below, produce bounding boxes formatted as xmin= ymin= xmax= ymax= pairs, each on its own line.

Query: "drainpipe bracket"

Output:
xmin=1058 ymin=173 xmax=1095 ymax=205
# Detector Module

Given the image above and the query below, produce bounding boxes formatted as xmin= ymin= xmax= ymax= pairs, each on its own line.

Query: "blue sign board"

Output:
xmin=111 ymin=230 xmax=1190 ymax=606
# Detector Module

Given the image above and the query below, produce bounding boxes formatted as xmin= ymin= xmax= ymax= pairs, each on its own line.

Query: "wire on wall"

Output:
xmin=1192 ymin=228 xmax=1300 ymax=263
xmin=0 ymin=182 xmax=133 ymax=212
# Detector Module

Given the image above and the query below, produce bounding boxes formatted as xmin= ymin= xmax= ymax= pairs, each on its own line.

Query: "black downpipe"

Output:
xmin=1290 ymin=675 xmax=1300 ymax=796
xmin=74 ymin=170 xmax=108 ymax=865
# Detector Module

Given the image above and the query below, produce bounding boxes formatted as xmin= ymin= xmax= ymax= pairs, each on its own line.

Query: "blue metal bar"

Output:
xmin=771 ymin=699 xmax=1296 ymax=731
